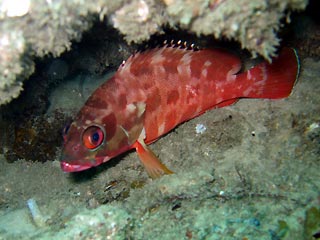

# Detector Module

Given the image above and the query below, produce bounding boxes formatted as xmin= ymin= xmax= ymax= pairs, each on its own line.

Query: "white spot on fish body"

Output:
xmin=155 ymin=65 xmax=166 ymax=75
xmin=215 ymin=82 xmax=222 ymax=89
xmin=216 ymin=97 xmax=223 ymax=103
xmin=254 ymin=79 xmax=265 ymax=86
xmin=103 ymin=156 xmax=111 ymax=163
xmin=196 ymin=105 xmax=202 ymax=113
xmin=158 ymin=122 xmax=165 ymax=135
xmin=247 ymin=70 xmax=252 ymax=80
xmin=93 ymin=118 xmax=102 ymax=125
xmin=180 ymin=52 xmax=192 ymax=65
xmin=177 ymin=64 xmax=191 ymax=77
xmin=186 ymin=85 xmax=197 ymax=97
xmin=227 ymin=70 xmax=237 ymax=82
xmin=204 ymin=60 xmax=212 ymax=67
xmin=259 ymin=65 xmax=267 ymax=82
xmin=201 ymin=69 xmax=208 ymax=78
xmin=243 ymin=87 xmax=253 ymax=96
xmin=151 ymin=49 xmax=166 ymax=64
xmin=136 ymin=102 xmax=146 ymax=117
xmin=177 ymin=52 xmax=193 ymax=77
xmin=126 ymin=103 xmax=136 ymax=113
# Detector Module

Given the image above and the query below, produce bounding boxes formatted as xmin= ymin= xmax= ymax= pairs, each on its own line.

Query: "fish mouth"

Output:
xmin=60 ymin=161 xmax=92 ymax=172
xmin=60 ymin=156 xmax=109 ymax=172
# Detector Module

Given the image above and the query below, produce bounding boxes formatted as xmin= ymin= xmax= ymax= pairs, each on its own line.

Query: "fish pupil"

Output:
xmin=92 ymin=132 xmax=100 ymax=142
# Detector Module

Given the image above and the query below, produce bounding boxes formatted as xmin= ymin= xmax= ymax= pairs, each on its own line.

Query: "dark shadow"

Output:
xmin=66 ymin=150 xmax=134 ymax=183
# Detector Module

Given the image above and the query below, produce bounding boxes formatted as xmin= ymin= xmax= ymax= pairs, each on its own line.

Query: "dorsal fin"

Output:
xmin=119 ymin=38 xmax=201 ymax=70
xmin=163 ymin=39 xmax=200 ymax=51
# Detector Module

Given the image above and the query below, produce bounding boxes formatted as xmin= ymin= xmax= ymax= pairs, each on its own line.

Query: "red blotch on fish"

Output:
xmin=61 ymin=45 xmax=299 ymax=178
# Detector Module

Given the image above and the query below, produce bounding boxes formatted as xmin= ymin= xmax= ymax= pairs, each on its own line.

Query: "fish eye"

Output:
xmin=82 ymin=125 xmax=105 ymax=150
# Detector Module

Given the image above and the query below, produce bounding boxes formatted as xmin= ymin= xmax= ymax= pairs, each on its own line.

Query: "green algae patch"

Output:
xmin=303 ymin=207 xmax=320 ymax=240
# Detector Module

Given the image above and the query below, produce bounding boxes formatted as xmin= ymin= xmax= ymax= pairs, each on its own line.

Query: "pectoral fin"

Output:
xmin=133 ymin=139 xmax=174 ymax=179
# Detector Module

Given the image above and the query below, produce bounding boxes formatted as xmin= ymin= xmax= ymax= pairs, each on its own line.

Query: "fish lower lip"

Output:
xmin=60 ymin=161 xmax=91 ymax=172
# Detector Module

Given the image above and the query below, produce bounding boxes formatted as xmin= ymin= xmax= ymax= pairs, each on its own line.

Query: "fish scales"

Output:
xmin=117 ymin=47 xmax=242 ymax=142
xmin=61 ymin=45 xmax=299 ymax=178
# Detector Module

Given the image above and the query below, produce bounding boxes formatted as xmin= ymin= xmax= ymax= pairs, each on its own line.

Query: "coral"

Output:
xmin=0 ymin=22 xmax=34 ymax=105
xmin=0 ymin=0 xmax=308 ymax=106
xmin=164 ymin=0 xmax=308 ymax=60
xmin=111 ymin=0 xmax=166 ymax=43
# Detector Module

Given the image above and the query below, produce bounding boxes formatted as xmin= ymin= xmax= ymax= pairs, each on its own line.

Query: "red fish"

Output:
xmin=61 ymin=45 xmax=299 ymax=178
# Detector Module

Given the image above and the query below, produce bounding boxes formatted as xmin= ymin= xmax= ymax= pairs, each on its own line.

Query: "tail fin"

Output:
xmin=238 ymin=48 xmax=300 ymax=99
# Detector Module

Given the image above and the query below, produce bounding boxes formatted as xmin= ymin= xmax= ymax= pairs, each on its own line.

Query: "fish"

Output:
xmin=60 ymin=44 xmax=299 ymax=179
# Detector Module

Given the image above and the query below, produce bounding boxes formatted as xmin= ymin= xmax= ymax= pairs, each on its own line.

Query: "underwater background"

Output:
xmin=0 ymin=0 xmax=319 ymax=239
